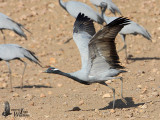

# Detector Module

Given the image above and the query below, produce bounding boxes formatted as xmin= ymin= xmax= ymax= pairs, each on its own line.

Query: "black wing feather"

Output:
xmin=73 ymin=13 xmax=96 ymax=36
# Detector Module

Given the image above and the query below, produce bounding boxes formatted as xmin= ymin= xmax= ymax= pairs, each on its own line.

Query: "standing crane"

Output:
xmin=0 ymin=44 xmax=42 ymax=91
xmin=0 ymin=12 xmax=31 ymax=43
xmin=44 ymin=13 xmax=130 ymax=109
xmin=89 ymin=0 xmax=122 ymax=15
xmin=101 ymin=7 xmax=151 ymax=63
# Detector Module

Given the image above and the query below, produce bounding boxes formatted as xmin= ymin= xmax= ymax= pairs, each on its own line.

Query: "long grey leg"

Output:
xmin=100 ymin=82 xmax=115 ymax=109
xmin=1 ymin=30 xmax=6 ymax=43
xmin=18 ymin=59 xmax=27 ymax=89
xmin=6 ymin=61 xmax=13 ymax=92
xmin=120 ymin=77 xmax=123 ymax=98
xmin=118 ymin=34 xmax=128 ymax=63
xmin=112 ymin=77 xmax=127 ymax=105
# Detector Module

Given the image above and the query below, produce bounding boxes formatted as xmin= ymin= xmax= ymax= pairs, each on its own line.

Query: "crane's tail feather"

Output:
xmin=24 ymin=49 xmax=42 ymax=67
xmin=143 ymin=29 xmax=152 ymax=40
xmin=7 ymin=18 xmax=32 ymax=40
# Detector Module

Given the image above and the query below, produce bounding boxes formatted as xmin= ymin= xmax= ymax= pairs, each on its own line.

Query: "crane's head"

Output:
xmin=44 ymin=67 xmax=60 ymax=74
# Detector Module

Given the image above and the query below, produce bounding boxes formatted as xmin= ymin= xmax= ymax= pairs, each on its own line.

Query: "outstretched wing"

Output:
xmin=73 ymin=13 xmax=96 ymax=69
xmin=89 ymin=17 xmax=130 ymax=76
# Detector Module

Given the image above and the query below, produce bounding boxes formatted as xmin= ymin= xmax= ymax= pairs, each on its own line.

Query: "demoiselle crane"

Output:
xmin=44 ymin=13 xmax=130 ymax=109
xmin=0 ymin=12 xmax=31 ymax=43
xmin=90 ymin=0 xmax=122 ymax=15
xmin=59 ymin=0 xmax=104 ymax=24
xmin=101 ymin=7 xmax=151 ymax=63
xmin=0 ymin=44 xmax=42 ymax=91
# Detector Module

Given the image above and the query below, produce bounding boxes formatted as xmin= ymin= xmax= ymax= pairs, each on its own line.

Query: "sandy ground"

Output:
xmin=0 ymin=0 xmax=160 ymax=119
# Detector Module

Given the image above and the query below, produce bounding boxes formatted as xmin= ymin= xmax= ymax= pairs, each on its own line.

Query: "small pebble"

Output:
xmin=94 ymin=109 xmax=100 ymax=113
xmin=110 ymin=109 xmax=115 ymax=113
xmin=40 ymin=93 xmax=46 ymax=98
xmin=79 ymin=100 xmax=84 ymax=105
xmin=48 ymin=91 xmax=52 ymax=95
xmin=30 ymin=101 xmax=34 ymax=106
xmin=57 ymin=83 xmax=63 ymax=87
xmin=140 ymin=104 xmax=148 ymax=109
xmin=102 ymin=93 xmax=111 ymax=98
xmin=137 ymin=85 xmax=142 ymax=89
xmin=13 ymin=93 xmax=19 ymax=97
xmin=105 ymin=80 xmax=112 ymax=84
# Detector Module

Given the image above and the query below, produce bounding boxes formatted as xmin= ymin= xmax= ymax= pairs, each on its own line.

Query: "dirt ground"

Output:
xmin=0 ymin=0 xmax=160 ymax=119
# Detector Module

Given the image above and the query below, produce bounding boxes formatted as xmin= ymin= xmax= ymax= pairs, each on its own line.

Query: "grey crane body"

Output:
xmin=45 ymin=13 xmax=130 ymax=108
xmin=0 ymin=12 xmax=30 ymax=42
xmin=0 ymin=44 xmax=41 ymax=91
xmin=103 ymin=16 xmax=151 ymax=40
xmin=59 ymin=0 xmax=104 ymax=24
xmin=0 ymin=44 xmax=39 ymax=62
xmin=90 ymin=0 xmax=122 ymax=15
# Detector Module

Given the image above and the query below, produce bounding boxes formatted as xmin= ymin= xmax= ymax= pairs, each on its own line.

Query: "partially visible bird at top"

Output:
xmin=59 ymin=0 xmax=104 ymax=25
xmin=0 ymin=12 xmax=31 ymax=43
xmin=2 ymin=101 xmax=11 ymax=117
xmin=44 ymin=13 xmax=130 ymax=109
xmin=0 ymin=44 xmax=42 ymax=91
xmin=101 ymin=7 xmax=151 ymax=63
xmin=90 ymin=0 xmax=122 ymax=15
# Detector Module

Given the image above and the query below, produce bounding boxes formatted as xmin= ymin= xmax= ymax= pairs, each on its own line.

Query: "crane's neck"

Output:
xmin=59 ymin=0 xmax=67 ymax=10
xmin=54 ymin=70 xmax=90 ymax=85
xmin=101 ymin=7 xmax=112 ymax=23
xmin=101 ymin=7 xmax=107 ymax=20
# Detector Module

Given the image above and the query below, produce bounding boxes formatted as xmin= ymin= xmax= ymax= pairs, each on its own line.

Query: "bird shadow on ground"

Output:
xmin=127 ymin=57 xmax=160 ymax=63
xmin=14 ymin=85 xmax=52 ymax=89
xmin=99 ymin=97 xmax=144 ymax=110
xmin=67 ymin=97 xmax=144 ymax=112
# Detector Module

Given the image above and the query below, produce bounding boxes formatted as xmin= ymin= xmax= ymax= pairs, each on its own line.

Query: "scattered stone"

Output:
xmin=141 ymin=88 xmax=147 ymax=94
xmin=110 ymin=109 xmax=115 ymax=113
xmin=125 ymin=113 xmax=133 ymax=118
xmin=92 ymin=88 xmax=97 ymax=91
xmin=48 ymin=3 xmax=55 ymax=8
xmin=79 ymin=100 xmax=84 ymax=105
xmin=102 ymin=93 xmax=111 ymax=98
xmin=2 ymin=82 xmax=8 ymax=88
xmin=63 ymin=102 xmax=68 ymax=106
xmin=30 ymin=101 xmax=34 ymax=106
xmin=95 ymin=109 xmax=100 ymax=114
xmin=63 ymin=94 xmax=68 ymax=97
xmin=105 ymin=80 xmax=112 ymax=84
xmin=140 ymin=104 xmax=148 ymax=109
xmin=13 ymin=93 xmax=19 ymax=97
xmin=147 ymin=77 xmax=155 ymax=81
xmin=49 ymin=57 xmax=56 ymax=64
xmin=57 ymin=83 xmax=63 ymax=87
xmin=137 ymin=85 xmax=142 ymax=89
xmin=24 ymin=94 xmax=34 ymax=100
xmin=40 ymin=93 xmax=46 ymax=98
xmin=152 ymin=68 xmax=158 ymax=73
xmin=48 ymin=91 xmax=52 ymax=95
